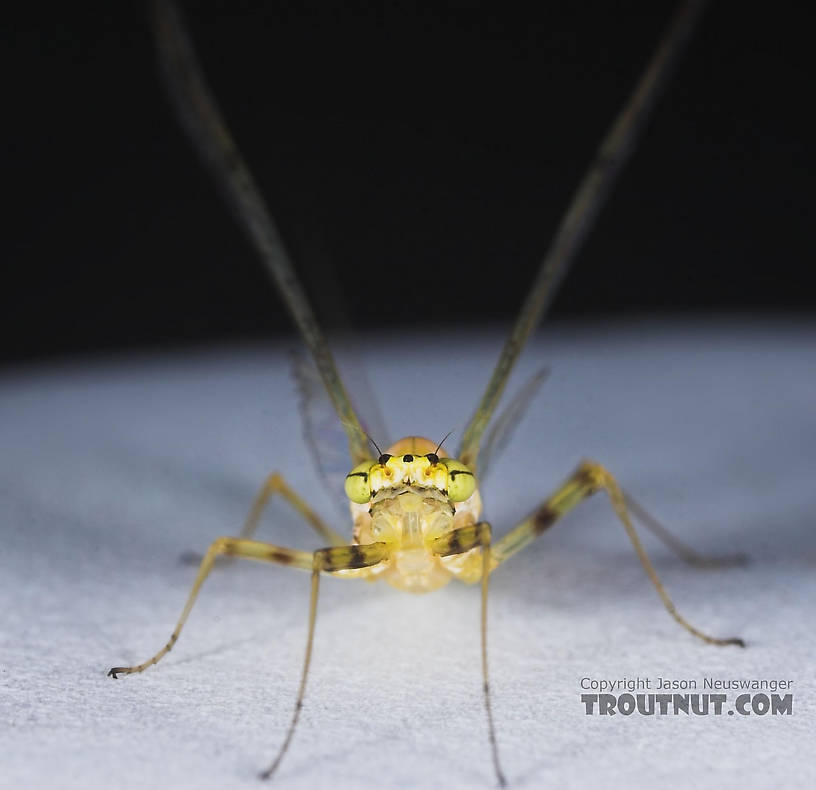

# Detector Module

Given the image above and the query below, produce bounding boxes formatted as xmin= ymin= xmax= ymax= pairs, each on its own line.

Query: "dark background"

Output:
xmin=4 ymin=1 xmax=811 ymax=366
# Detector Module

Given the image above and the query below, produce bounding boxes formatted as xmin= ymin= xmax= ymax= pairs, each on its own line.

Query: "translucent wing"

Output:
xmin=290 ymin=351 xmax=354 ymax=516
xmin=477 ymin=368 xmax=549 ymax=483
xmin=291 ymin=349 xmax=389 ymax=517
xmin=151 ymin=0 xmax=371 ymax=465
xmin=458 ymin=0 xmax=710 ymax=469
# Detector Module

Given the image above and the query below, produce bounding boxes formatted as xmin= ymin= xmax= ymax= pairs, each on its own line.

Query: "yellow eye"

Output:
xmin=441 ymin=458 xmax=476 ymax=501
xmin=344 ymin=460 xmax=376 ymax=504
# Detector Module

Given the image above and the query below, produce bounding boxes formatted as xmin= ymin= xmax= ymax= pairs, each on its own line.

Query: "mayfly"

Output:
xmin=109 ymin=0 xmax=745 ymax=784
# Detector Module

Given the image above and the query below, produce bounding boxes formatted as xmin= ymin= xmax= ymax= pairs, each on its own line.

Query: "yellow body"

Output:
xmin=346 ymin=437 xmax=484 ymax=592
xmin=115 ymin=7 xmax=745 ymax=784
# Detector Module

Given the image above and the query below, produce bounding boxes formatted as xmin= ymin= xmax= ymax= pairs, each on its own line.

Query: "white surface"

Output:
xmin=1 ymin=318 xmax=814 ymax=789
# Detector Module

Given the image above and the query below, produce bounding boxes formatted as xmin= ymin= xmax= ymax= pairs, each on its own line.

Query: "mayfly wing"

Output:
xmin=280 ymin=229 xmax=391 ymax=457
xmin=291 ymin=349 xmax=389 ymax=517
xmin=290 ymin=351 xmax=356 ymax=517
xmin=150 ymin=0 xmax=371 ymax=465
xmin=476 ymin=368 xmax=549 ymax=484
xmin=458 ymin=0 xmax=710 ymax=471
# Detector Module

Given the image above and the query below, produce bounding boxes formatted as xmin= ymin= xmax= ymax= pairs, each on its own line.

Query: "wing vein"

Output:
xmin=151 ymin=0 xmax=371 ymax=464
xmin=458 ymin=0 xmax=710 ymax=469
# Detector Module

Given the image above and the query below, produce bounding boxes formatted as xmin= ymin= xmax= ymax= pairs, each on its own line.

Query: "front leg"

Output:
xmin=491 ymin=460 xmax=745 ymax=647
xmin=431 ymin=522 xmax=506 ymax=788
xmin=109 ymin=536 xmax=314 ymax=678
xmin=109 ymin=533 xmax=388 ymax=780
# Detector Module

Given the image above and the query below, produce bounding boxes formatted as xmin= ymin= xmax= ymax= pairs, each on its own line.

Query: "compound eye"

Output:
xmin=344 ymin=460 xmax=376 ymax=504
xmin=441 ymin=458 xmax=476 ymax=502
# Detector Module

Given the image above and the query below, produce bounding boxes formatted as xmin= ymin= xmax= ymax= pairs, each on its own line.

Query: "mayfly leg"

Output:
xmin=623 ymin=492 xmax=747 ymax=569
xmin=240 ymin=473 xmax=346 ymax=546
xmin=458 ymin=0 xmax=711 ymax=471
xmin=431 ymin=523 xmax=506 ymax=787
xmin=490 ymin=460 xmax=745 ymax=647
xmin=110 ymin=536 xmax=389 ymax=777
xmin=258 ymin=542 xmax=389 ymax=780
xmin=109 ymin=537 xmax=314 ymax=678
xmin=180 ymin=473 xmax=347 ymax=567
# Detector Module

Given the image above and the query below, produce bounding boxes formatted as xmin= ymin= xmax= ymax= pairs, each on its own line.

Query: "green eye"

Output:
xmin=344 ymin=460 xmax=376 ymax=504
xmin=441 ymin=458 xmax=476 ymax=501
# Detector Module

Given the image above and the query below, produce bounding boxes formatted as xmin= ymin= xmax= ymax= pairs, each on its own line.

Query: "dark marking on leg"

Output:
xmin=266 ymin=549 xmax=294 ymax=565
xmin=343 ymin=546 xmax=371 ymax=570
xmin=533 ymin=505 xmax=559 ymax=534
xmin=447 ymin=532 xmax=463 ymax=555
xmin=317 ymin=542 xmax=389 ymax=572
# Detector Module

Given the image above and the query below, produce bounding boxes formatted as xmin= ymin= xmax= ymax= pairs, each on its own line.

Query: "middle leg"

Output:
xmin=491 ymin=460 xmax=744 ymax=647
xmin=239 ymin=472 xmax=345 ymax=546
xmin=182 ymin=472 xmax=345 ymax=565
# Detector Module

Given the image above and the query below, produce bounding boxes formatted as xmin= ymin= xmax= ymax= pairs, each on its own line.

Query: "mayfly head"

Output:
xmin=344 ymin=436 xmax=476 ymax=504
